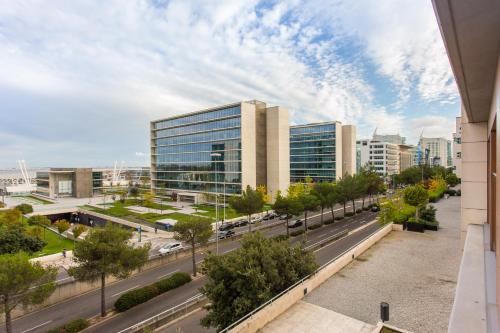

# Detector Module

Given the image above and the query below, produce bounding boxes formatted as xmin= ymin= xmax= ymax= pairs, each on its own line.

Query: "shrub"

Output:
xmin=324 ymin=219 xmax=334 ymax=225
xmin=115 ymin=272 xmax=191 ymax=312
xmin=408 ymin=217 xmax=424 ymax=224
xmin=334 ymin=216 xmax=344 ymax=221
xmin=355 ymin=208 xmax=363 ymax=214
xmin=428 ymin=192 xmax=439 ymax=203
xmin=15 ymin=203 xmax=33 ymax=214
xmin=362 ymin=206 xmax=370 ymax=211
xmin=420 ymin=205 xmax=437 ymax=223
xmin=46 ymin=318 xmax=90 ymax=333
xmin=272 ymin=234 xmax=289 ymax=242
xmin=290 ymin=230 xmax=305 ymax=237
xmin=345 ymin=212 xmax=354 ymax=217
xmin=307 ymin=224 xmax=321 ymax=230
xmin=457 ymin=189 xmax=462 ymax=196
xmin=445 ymin=189 xmax=457 ymax=196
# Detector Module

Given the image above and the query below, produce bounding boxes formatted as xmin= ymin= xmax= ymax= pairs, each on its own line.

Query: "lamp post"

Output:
xmin=210 ymin=153 xmax=222 ymax=255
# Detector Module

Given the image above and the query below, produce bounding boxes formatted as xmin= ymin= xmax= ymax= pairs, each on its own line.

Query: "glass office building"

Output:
xmin=151 ymin=104 xmax=243 ymax=198
xmin=290 ymin=122 xmax=340 ymax=183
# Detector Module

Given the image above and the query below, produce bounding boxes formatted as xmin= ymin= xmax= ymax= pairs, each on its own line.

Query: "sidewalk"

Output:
xmin=298 ymin=196 xmax=462 ymax=333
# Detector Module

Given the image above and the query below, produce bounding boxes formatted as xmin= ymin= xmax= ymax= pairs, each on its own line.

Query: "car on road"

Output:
xmin=219 ymin=223 xmax=234 ymax=231
xmin=159 ymin=242 xmax=184 ymax=255
xmin=250 ymin=216 xmax=262 ymax=224
xmin=371 ymin=205 xmax=380 ymax=212
xmin=287 ymin=219 xmax=303 ymax=228
xmin=218 ymin=229 xmax=235 ymax=239
xmin=233 ymin=219 xmax=248 ymax=227
xmin=279 ymin=214 xmax=293 ymax=220
xmin=263 ymin=212 xmax=278 ymax=220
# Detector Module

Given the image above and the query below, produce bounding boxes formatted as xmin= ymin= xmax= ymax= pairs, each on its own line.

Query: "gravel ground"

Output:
xmin=304 ymin=196 xmax=462 ymax=333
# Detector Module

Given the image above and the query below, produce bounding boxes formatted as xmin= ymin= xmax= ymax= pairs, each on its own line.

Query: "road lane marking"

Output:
xmin=111 ymin=285 xmax=140 ymax=297
xmin=159 ymin=269 xmax=180 ymax=279
xmin=21 ymin=320 xmax=52 ymax=333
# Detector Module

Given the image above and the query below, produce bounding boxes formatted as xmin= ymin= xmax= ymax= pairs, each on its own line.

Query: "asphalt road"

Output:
xmin=3 ymin=202 xmax=376 ymax=333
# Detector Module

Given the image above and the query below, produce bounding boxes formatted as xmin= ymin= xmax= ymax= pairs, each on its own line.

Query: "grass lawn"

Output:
xmin=193 ymin=204 xmax=273 ymax=220
xmin=82 ymin=204 xmax=189 ymax=225
xmin=96 ymin=199 xmax=178 ymax=211
xmin=29 ymin=226 xmax=74 ymax=258
xmin=12 ymin=195 xmax=53 ymax=205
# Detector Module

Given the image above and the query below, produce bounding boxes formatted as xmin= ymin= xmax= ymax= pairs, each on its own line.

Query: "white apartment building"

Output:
xmin=419 ymin=137 xmax=452 ymax=168
xmin=357 ymin=140 xmax=400 ymax=177
xmin=452 ymin=117 xmax=462 ymax=178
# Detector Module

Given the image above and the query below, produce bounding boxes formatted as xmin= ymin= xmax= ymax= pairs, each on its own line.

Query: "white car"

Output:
xmin=159 ymin=242 xmax=184 ymax=255
xmin=251 ymin=216 xmax=262 ymax=224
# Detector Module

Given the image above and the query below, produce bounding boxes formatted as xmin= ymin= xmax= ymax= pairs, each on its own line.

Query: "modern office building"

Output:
xmin=433 ymin=0 xmax=500 ymax=330
xmin=418 ymin=136 xmax=452 ymax=167
xmin=453 ymin=116 xmax=462 ymax=178
xmin=35 ymin=167 xmax=150 ymax=198
xmin=398 ymin=144 xmax=415 ymax=172
xmin=357 ymin=139 xmax=400 ymax=177
xmin=150 ymin=101 xmax=289 ymax=203
xmin=289 ymin=122 xmax=356 ymax=183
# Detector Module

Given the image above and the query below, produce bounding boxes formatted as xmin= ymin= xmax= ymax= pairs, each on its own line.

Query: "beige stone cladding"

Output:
xmin=266 ymin=106 xmax=290 ymax=201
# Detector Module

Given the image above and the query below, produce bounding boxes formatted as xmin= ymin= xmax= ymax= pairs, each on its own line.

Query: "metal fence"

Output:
xmin=117 ymin=293 xmax=206 ymax=333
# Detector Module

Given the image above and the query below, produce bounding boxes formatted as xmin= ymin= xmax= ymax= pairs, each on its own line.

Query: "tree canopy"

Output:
xmin=229 ymin=185 xmax=264 ymax=232
xmin=0 ymin=252 xmax=57 ymax=333
xmin=68 ymin=224 xmax=150 ymax=316
xmin=201 ymin=232 xmax=317 ymax=330
xmin=272 ymin=192 xmax=303 ymax=237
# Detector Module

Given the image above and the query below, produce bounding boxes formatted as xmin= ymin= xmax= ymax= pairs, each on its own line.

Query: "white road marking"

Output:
xmin=111 ymin=285 xmax=140 ymax=297
xmin=21 ymin=321 xmax=52 ymax=333
xmin=159 ymin=269 xmax=179 ymax=279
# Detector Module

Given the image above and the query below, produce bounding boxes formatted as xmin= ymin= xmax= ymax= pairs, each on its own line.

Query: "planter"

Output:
xmin=406 ymin=222 xmax=425 ymax=233
xmin=424 ymin=222 xmax=439 ymax=231
xmin=392 ymin=224 xmax=404 ymax=231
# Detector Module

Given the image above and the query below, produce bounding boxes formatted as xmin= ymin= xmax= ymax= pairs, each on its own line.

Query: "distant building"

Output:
xmin=357 ymin=139 xmax=399 ymax=177
xmin=418 ymin=137 xmax=452 ymax=168
xmin=372 ymin=129 xmax=406 ymax=145
xmin=398 ymin=144 xmax=415 ymax=172
xmin=452 ymin=116 xmax=462 ymax=178
xmin=290 ymin=122 xmax=356 ymax=183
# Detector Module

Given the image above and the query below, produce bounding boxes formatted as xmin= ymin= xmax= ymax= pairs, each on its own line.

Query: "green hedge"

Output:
xmin=345 ymin=212 xmax=354 ymax=217
xmin=334 ymin=216 xmax=344 ymax=221
xmin=362 ymin=206 xmax=370 ymax=211
xmin=307 ymin=224 xmax=321 ymax=230
xmin=290 ymin=229 xmax=305 ymax=237
xmin=46 ymin=318 xmax=89 ymax=333
xmin=393 ymin=205 xmax=416 ymax=224
xmin=272 ymin=234 xmax=289 ymax=242
xmin=355 ymin=208 xmax=363 ymax=214
xmin=324 ymin=219 xmax=335 ymax=225
xmin=115 ymin=272 xmax=191 ymax=312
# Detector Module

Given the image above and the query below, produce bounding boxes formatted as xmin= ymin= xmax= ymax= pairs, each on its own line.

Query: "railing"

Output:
xmin=219 ymin=223 xmax=383 ymax=332
xmin=117 ymin=293 xmax=206 ymax=333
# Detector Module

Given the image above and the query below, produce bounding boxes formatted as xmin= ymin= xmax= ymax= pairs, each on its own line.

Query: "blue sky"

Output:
xmin=0 ymin=0 xmax=459 ymax=168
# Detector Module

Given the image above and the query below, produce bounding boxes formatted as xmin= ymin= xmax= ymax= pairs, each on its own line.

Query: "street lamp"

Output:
xmin=210 ymin=153 xmax=222 ymax=255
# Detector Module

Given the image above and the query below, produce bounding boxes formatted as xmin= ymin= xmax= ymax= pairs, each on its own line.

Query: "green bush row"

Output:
xmin=428 ymin=188 xmax=446 ymax=203
xmin=290 ymin=229 xmax=305 ymax=237
xmin=46 ymin=318 xmax=89 ymax=333
xmin=115 ymin=272 xmax=192 ymax=312
xmin=272 ymin=234 xmax=289 ymax=242
xmin=307 ymin=224 xmax=321 ymax=230
xmin=393 ymin=204 xmax=416 ymax=224
xmin=345 ymin=212 xmax=355 ymax=217
xmin=334 ymin=216 xmax=344 ymax=221
xmin=324 ymin=219 xmax=335 ymax=225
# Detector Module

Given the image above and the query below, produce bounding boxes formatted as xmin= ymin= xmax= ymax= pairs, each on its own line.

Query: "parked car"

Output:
xmin=218 ymin=229 xmax=235 ymax=239
xmin=219 ymin=223 xmax=234 ymax=231
xmin=159 ymin=242 xmax=184 ymax=255
xmin=263 ymin=212 xmax=278 ymax=220
xmin=288 ymin=219 xmax=303 ymax=228
xmin=371 ymin=205 xmax=380 ymax=212
xmin=250 ymin=216 xmax=262 ymax=224
xmin=233 ymin=219 xmax=248 ymax=227
xmin=279 ymin=214 xmax=293 ymax=220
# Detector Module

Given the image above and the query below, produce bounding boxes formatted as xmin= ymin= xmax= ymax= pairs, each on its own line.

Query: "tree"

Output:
xmin=0 ymin=225 xmax=46 ymax=255
xmin=14 ymin=204 xmax=33 ymax=214
xmin=129 ymin=186 xmax=139 ymax=201
xmin=142 ymin=191 xmax=155 ymax=208
xmin=297 ymin=193 xmax=320 ymax=240
xmin=445 ymin=173 xmax=460 ymax=187
xmin=229 ymin=186 xmax=264 ymax=232
xmin=172 ymin=217 xmax=213 ymax=276
xmin=256 ymin=185 xmax=271 ymax=205
xmin=68 ymin=224 xmax=150 ymax=317
xmin=0 ymin=252 xmax=57 ymax=333
xmin=311 ymin=183 xmax=335 ymax=225
xmin=403 ymin=185 xmax=429 ymax=220
xmin=54 ymin=219 xmax=70 ymax=235
xmin=0 ymin=209 xmax=23 ymax=228
xmin=27 ymin=215 xmax=51 ymax=239
xmin=72 ymin=224 xmax=87 ymax=244
xmin=272 ymin=192 xmax=303 ymax=238
xmin=201 ymin=232 xmax=317 ymax=331
xmin=117 ymin=188 xmax=128 ymax=203
xmin=326 ymin=184 xmax=340 ymax=222
xmin=287 ymin=182 xmax=308 ymax=199
xmin=337 ymin=174 xmax=362 ymax=214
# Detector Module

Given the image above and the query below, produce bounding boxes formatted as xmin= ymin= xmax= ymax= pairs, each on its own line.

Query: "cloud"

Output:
xmin=0 ymin=0 xmax=457 ymax=167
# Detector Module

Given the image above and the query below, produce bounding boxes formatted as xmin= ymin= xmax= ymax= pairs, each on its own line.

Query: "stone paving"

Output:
xmin=302 ymin=196 xmax=462 ymax=333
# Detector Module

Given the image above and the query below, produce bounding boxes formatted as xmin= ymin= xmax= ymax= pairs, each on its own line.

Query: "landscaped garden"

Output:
xmin=28 ymin=225 xmax=74 ymax=258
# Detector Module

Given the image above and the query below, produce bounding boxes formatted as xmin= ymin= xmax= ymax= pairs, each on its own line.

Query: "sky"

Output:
xmin=0 ymin=0 xmax=460 ymax=168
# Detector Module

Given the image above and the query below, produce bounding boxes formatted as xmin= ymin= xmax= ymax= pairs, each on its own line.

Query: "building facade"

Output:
xmin=452 ymin=116 xmax=462 ymax=178
xmin=357 ymin=139 xmax=400 ymax=177
xmin=150 ymin=101 xmax=289 ymax=203
xmin=418 ymin=137 xmax=452 ymax=168
xmin=372 ymin=131 xmax=406 ymax=145
xmin=433 ymin=0 xmax=500 ymax=330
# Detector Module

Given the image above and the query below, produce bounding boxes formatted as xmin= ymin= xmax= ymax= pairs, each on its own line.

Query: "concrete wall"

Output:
xmin=341 ymin=125 xmax=357 ymax=175
xmin=255 ymin=101 xmax=268 ymax=188
xmin=460 ymin=110 xmax=488 ymax=244
xmin=266 ymin=106 xmax=290 ymax=201
xmin=228 ymin=223 xmax=393 ymax=333
xmin=335 ymin=123 xmax=343 ymax=179
xmin=74 ymin=168 xmax=92 ymax=198
xmin=240 ymin=102 xmax=257 ymax=190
